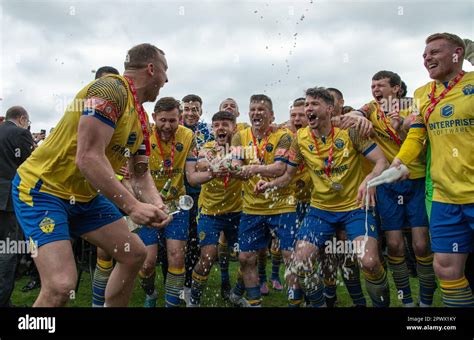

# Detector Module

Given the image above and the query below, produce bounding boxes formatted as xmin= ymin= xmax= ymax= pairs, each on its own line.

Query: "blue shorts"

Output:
xmin=239 ymin=212 xmax=297 ymax=252
xmin=137 ymin=209 xmax=189 ymax=245
xmin=197 ymin=212 xmax=240 ymax=248
xmin=12 ymin=174 xmax=123 ymax=248
xmin=429 ymin=202 xmax=474 ymax=253
xmin=296 ymin=202 xmax=310 ymax=227
xmin=376 ymin=178 xmax=428 ymax=231
xmin=297 ymin=206 xmax=378 ymax=249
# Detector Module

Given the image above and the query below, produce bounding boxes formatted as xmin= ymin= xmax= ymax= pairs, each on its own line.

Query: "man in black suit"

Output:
xmin=0 ymin=106 xmax=34 ymax=306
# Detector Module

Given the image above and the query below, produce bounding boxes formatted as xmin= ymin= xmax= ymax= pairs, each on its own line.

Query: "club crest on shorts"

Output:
xmin=440 ymin=104 xmax=454 ymax=118
xmin=39 ymin=217 xmax=55 ymax=234
xmin=199 ymin=231 xmax=206 ymax=241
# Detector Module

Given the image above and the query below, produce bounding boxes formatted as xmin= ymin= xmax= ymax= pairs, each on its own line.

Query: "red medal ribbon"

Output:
xmin=155 ymin=129 xmax=175 ymax=178
xmin=124 ymin=76 xmax=150 ymax=156
xmin=250 ymin=128 xmax=272 ymax=164
xmin=223 ymin=174 xmax=230 ymax=189
xmin=310 ymin=127 xmax=335 ymax=178
xmin=424 ymin=71 xmax=465 ymax=124
xmin=376 ymin=106 xmax=402 ymax=146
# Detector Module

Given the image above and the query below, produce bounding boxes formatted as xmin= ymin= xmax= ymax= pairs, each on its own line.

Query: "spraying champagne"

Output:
xmin=367 ymin=164 xmax=409 ymax=188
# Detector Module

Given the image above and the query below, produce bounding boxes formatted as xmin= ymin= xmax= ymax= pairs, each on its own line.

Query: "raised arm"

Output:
xmin=333 ymin=106 xmax=374 ymax=138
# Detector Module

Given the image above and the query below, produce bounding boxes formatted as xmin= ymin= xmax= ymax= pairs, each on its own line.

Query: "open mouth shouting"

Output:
xmin=216 ymin=130 xmax=228 ymax=142
xmin=252 ymin=116 xmax=264 ymax=127
xmin=374 ymin=94 xmax=384 ymax=103
xmin=307 ymin=113 xmax=319 ymax=123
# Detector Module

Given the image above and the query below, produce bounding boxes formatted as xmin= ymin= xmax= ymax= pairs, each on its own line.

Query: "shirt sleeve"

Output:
xmin=82 ymin=76 xmax=128 ymax=128
xmin=358 ymin=102 xmax=375 ymax=119
xmin=348 ymin=128 xmax=377 ymax=156
xmin=396 ymin=90 xmax=428 ymax=164
xmin=287 ymin=136 xmax=303 ymax=167
xmin=274 ymin=132 xmax=292 ymax=163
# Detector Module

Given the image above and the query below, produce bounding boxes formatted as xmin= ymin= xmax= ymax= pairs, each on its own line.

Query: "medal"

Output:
xmin=251 ymin=128 xmax=272 ymax=164
xmin=310 ymin=127 xmax=343 ymax=192
xmin=331 ymin=182 xmax=343 ymax=192
xmin=155 ymin=129 xmax=175 ymax=178
xmin=296 ymin=179 xmax=305 ymax=189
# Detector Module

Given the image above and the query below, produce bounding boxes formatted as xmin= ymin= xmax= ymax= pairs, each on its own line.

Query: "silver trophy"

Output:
xmin=126 ymin=195 xmax=194 ymax=232
xmin=167 ymin=194 xmax=194 ymax=215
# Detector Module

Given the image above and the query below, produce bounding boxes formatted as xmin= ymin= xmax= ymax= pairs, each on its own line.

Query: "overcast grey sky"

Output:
xmin=1 ymin=0 xmax=473 ymax=133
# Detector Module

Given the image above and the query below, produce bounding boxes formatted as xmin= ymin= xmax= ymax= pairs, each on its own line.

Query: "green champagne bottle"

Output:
xmin=160 ymin=178 xmax=172 ymax=199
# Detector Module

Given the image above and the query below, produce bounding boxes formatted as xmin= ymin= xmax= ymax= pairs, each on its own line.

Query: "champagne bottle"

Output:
xmin=160 ymin=178 xmax=172 ymax=199
xmin=367 ymin=165 xmax=409 ymax=188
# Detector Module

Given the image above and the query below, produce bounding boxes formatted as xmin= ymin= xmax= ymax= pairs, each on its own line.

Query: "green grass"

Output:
xmin=11 ymin=259 xmax=442 ymax=307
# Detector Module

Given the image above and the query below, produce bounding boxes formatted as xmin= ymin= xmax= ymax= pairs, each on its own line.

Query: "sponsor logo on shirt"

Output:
xmin=462 ymin=84 xmax=474 ymax=95
xmin=440 ymin=104 xmax=454 ymax=118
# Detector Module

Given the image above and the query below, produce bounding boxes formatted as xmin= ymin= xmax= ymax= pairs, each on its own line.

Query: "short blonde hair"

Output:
xmin=426 ymin=33 xmax=465 ymax=58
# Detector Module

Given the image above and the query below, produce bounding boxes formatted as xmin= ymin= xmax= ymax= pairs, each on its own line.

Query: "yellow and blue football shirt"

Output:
xmin=289 ymin=126 xmax=376 ymax=212
xmin=17 ymin=74 xmax=146 ymax=203
xmin=359 ymin=100 xmax=425 ymax=179
xmin=149 ymin=125 xmax=196 ymax=203
xmin=197 ymin=141 xmax=242 ymax=215
xmin=232 ymin=127 xmax=295 ymax=215
xmin=397 ymin=71 xmax=474 ymax=204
